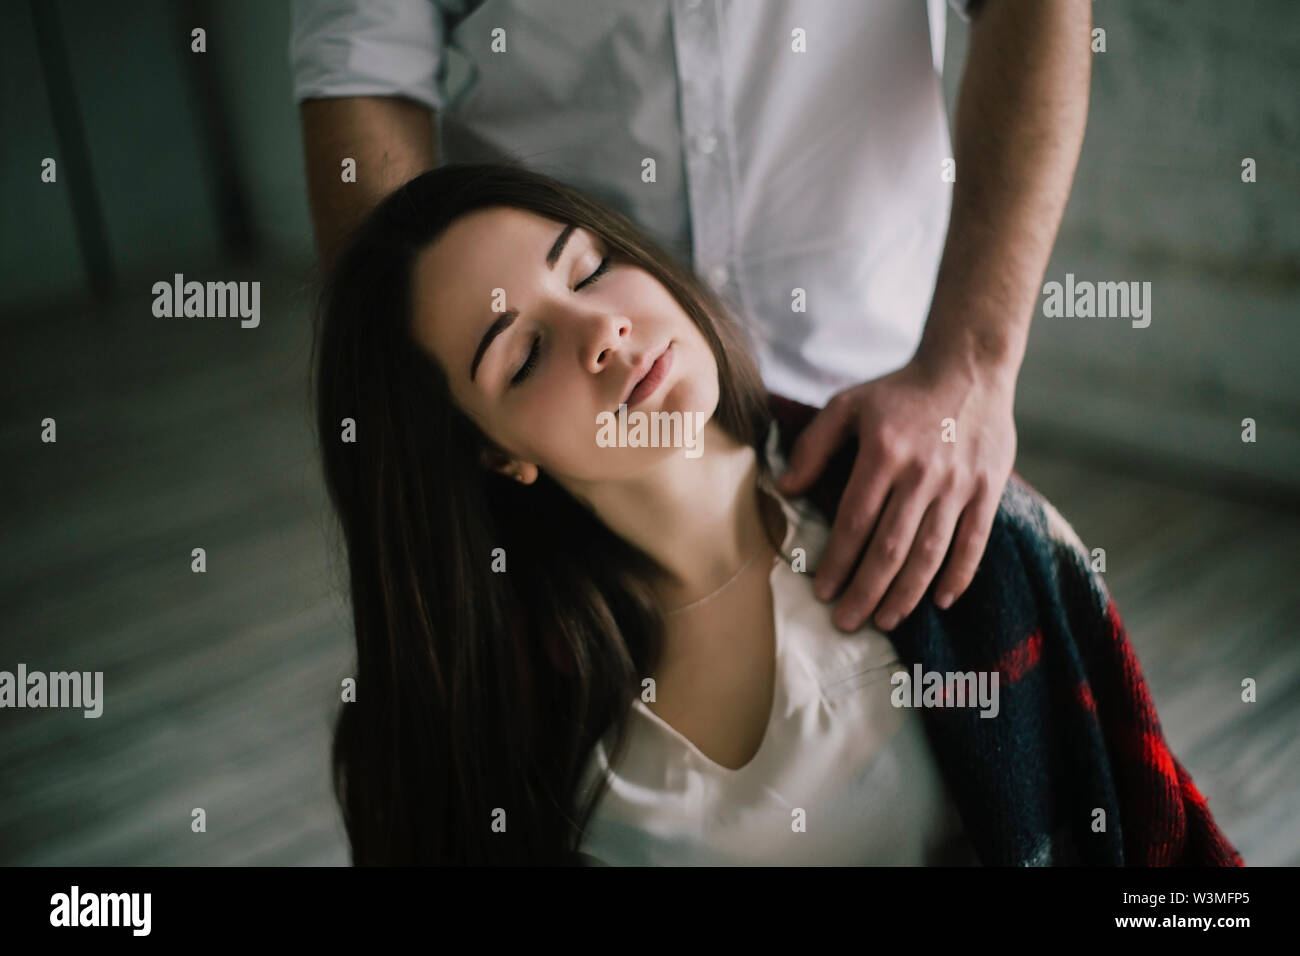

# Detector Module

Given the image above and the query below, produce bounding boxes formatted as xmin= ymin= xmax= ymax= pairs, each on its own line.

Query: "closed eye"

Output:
xmin=508 ymin=256 xmax=611 ymax=388
xmin=510 ymin=336 xmax=541 ymax=387
xmin=575 ymin=256 xmax=610 ymax=291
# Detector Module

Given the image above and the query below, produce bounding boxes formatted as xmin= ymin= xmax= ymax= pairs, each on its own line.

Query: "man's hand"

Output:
xmin=772 ymin=0 xmax=1090 ymax=633
xmin=775 ymin=353 xmax=1016 ymax=632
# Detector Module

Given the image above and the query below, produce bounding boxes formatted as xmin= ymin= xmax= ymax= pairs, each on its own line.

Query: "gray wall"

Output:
xmin=0 ymin=0 xmax=314 ymax=303
xmin=942 ymin=1 xmax=1300 ymax=493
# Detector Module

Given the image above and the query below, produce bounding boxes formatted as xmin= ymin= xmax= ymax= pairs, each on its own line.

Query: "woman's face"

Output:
xmin=410 ymin=206 xmax=720 ymax=483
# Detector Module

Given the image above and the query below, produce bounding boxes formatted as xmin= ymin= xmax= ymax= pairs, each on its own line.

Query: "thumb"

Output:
xmin=777 ymin=399 xmax=854 ymax=495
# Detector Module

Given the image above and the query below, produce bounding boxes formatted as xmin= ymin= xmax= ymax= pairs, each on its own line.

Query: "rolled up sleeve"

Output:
xmin=289 ymin=0 xmax=446 ymax=110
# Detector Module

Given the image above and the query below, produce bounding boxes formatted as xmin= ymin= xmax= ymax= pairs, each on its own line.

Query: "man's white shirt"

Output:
xmin=291 ymin=0 xmax=980 ymax=407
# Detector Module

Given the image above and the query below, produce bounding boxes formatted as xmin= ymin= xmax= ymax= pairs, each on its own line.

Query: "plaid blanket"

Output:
xmin=768 ymin=394 xmax=1244 ymax=866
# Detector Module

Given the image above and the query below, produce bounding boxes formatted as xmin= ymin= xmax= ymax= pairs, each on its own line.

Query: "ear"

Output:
xmin=479 ymin=444 xmax=539 ymax=485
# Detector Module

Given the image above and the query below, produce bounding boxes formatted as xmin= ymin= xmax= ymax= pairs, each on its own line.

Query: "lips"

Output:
xmin=623 ymin=342 xmax=674 ymax=408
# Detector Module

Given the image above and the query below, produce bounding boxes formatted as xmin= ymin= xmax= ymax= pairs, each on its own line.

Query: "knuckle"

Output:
xmin=946 ymin=556 xmax=978 ymax=587
xmin=865 ymin=432 xmax=894 ymax=464
xmin=892 ymin=579 xmax=924 ymax=611
xmin=944 ymin=547 xmax=975 ymax=575
xmin=950 ymin=536 xmax=981 ymax=567
xmin=877 ymin=536 xmax=905 ymax=564
xmin=842 ymin=507 xmax=874 ymax=540
xmin=874 ymin=419 xmax=900 ymax=444
xmin=967 ymin=514 xmax=996 ymax=548
xmin=920 ymin=533 xmax=946 ymax=560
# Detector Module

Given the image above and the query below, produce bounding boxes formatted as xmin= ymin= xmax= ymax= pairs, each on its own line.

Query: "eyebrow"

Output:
xmin=468 ymin=222 xmax=576 ymax=384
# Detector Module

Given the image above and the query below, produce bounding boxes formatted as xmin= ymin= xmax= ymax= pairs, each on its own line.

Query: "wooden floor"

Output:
xmin=2 ymin=259 xmax=1297 ymax=865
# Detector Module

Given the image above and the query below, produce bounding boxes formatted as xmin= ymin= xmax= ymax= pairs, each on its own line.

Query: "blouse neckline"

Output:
xmin=629 ymin=419 xmax=810 ymax=776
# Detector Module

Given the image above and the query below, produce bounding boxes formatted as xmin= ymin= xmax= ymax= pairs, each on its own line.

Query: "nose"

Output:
xmin=584 ymin=313 xmax=631 ymax=374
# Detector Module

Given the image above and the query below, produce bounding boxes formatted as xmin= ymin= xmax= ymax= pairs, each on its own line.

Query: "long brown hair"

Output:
xmin=310 ymin=161 xmax=773 ymax=864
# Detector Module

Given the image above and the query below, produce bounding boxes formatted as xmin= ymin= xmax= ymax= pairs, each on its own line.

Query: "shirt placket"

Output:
xmin=670 ymin=0 xmax=735 ymax=301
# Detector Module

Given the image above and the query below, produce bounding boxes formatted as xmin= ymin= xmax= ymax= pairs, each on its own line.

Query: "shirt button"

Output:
xmin=695 ymin=132 xmax=717 ymax=155
xmin=707 ymin=264 xmax=729 ymax=289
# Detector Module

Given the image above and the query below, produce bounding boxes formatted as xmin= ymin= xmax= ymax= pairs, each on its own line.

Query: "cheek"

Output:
xmin=631 ymin=276 xmax=684 ymax=319
xmin=667 ymin=321 xmax=718 ymax=400
xmin=495 ymin=384 xmax=594 ymax=467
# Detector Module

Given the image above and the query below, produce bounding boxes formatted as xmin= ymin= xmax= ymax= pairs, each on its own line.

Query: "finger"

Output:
xmin=776 ymin=393 xmax=854 ymax=495
xmin=870 ymin=491 xmax=963 ymax=630
xmin=831 ymin=476 xmax=932 ymax=631
xmin=932 ymin=478 xmax=999 ymax=609
xmin=811 ymin=451 xmax=895 ymax=601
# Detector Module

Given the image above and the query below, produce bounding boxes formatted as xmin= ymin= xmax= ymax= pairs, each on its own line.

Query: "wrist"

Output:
xmin=915 ymin=327 xmax=1021 ymax=394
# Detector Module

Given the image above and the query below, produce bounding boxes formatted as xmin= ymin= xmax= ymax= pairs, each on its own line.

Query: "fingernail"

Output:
xmin=876 ymin=611 xmax=899 ymax=631
xmin=935 ymin=592 xmax=953 ymax=610
xmin=834 ymin=610 xmax=859 ymax=631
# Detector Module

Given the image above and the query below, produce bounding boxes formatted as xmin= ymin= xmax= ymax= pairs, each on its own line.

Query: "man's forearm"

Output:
xmin=917 ymin=0 xmax=1092 ymax=386
xmin=299 ymin=96 xmax=438 ymax=271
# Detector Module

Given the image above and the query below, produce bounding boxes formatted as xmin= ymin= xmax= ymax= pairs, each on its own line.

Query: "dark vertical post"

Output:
xmin=178 ymin=0 xmax=258 ymax=263
xmin=30 ymin=0 xmax=116 ymax=300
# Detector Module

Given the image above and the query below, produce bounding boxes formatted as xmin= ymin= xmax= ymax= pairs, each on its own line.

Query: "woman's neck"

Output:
xmin=558 ymin=419 xmax=784 ymax=611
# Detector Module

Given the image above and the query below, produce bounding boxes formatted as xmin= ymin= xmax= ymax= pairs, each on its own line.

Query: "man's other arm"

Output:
xmin=299 ymin=96 xmax=438 ymax=272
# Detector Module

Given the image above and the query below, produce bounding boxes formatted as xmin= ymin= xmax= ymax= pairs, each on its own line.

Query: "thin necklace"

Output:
xmin=665 ymin=547 xmax=766 ymax=616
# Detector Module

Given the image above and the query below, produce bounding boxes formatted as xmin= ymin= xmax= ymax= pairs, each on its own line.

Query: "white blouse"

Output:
xmin=575 ymin=421 xmax=980 ymax=866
